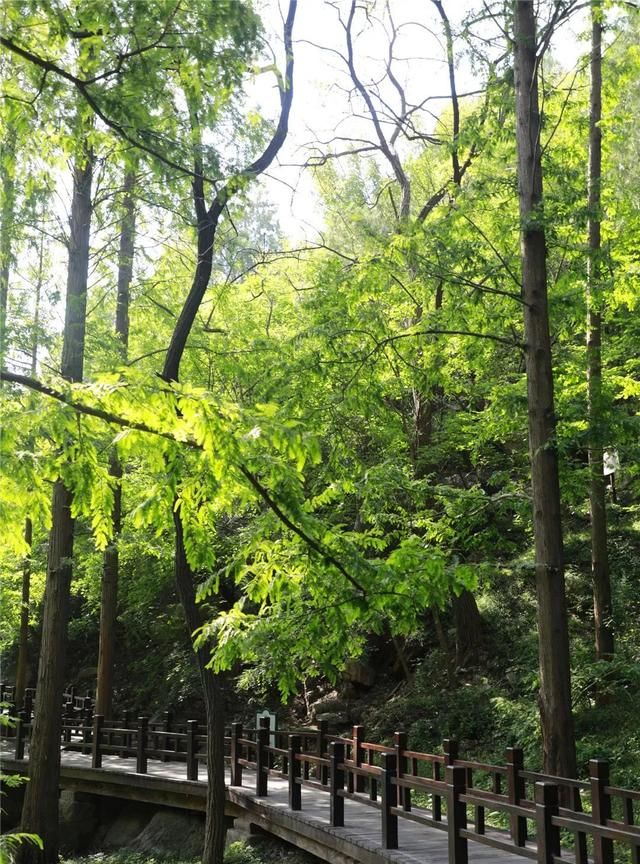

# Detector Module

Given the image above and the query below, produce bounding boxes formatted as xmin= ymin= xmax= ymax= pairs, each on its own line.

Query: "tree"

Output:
xmin=513 ymin=0 xmax=576 ymax=778
xmin=95 ymin=164 xmax=137 ymax=718
xmin=18 ymin=135 xmax=94 ymax=864
xmin=587 ymin=0 xmax=614 ymax=665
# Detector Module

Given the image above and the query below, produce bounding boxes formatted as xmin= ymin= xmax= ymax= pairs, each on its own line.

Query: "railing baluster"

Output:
xmin=535 ymin=782 xmax=560 ymax=864
xmin=120 ymin=709 xmax=130 ymax=758
xmin=317 ymin=719 xmax=328 ymax=785
xmin=590 ymin=759 xmax=614 ymax=864
xmin=186 ymin=720 xmax=198 ymax=781
xmin=92 ymin=714 xmax=104 ymax=769
xmin=161 ymin=710 xmax=172 ymax=762
xmin=14 ymin=711 xmax=26 ymax=760
xmin=395 ymin=731 xmax=411 ymax=812
xmin=256 ymin=717 xmax=269 ymax=796
xmin=446 ymin=764 xmax=468 ymax=864
xmin=434 ymin=760 xmax=442 ymax=820
xmin=288 ymin=734 xmax=301 ymax=811
xmin=351 ymin=725 xmax=365 ymax=793
xmin=330 ymin=741 xmax=345 ymax=827
xmin=368 ymin=747 xmax=377 ymax=801
xmin=381 ymin=752 xmax=398 ymax=849
xmin=136 ymin=716 xmax=148 ymax=774
xmin=507 ymin=746 xmax=527 ymax=846
xmin=230 ymin=722 xmax=243 ymax=787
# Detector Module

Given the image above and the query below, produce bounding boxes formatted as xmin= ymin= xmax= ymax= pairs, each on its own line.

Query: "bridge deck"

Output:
xmin=2 ymin=743 xmax=535 ymax=864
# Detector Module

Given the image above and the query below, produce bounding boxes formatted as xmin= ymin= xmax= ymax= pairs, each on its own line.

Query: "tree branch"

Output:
xmin=1 ymin=367 xmax=367 ymax=595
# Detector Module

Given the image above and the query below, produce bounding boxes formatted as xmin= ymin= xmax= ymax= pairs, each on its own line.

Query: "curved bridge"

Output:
xmin=1 ymin=693 xmax=639 ymax=864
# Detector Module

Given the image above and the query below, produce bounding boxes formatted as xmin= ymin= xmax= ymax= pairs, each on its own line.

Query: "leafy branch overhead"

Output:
xmin=1 ymin=367 xmax=475 ymax=690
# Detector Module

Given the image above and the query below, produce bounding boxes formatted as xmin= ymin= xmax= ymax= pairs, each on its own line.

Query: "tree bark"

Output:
xmin=14 ymin=204 xmax=44 ymax=709
xmin=95 ymin=167 xmax=136 ymax=718
xmin=18 ymin=150 xmax=93 ymax=864
xmin=173 ymin=509 xmax=227 ymax=861
xmin=587 ymin=0 xmax=614 ymax=664
xmin=0 ymin=127 xmax=16 ymax=363
xmin=15 ymin=518 xmax=33 ymax=707
xmin=454 ymin=590 xmax=483 ymax=668
xmin=513 ymin=0 xmax=576 ymax=779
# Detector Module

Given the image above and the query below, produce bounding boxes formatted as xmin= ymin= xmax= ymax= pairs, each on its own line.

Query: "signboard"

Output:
xmin=256 ymin=709 xmax=277 ymax=748
xmin=603 ymin=450 xmax=620 ymax=477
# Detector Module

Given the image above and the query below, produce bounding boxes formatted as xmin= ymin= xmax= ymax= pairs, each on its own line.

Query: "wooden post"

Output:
xmin=120 ymin=709 xmax=131 ymax=758
xmin=317 ymin=719 xmax=329 ymax=785
xmin=82 ymin=704 xmax=93 ymax=755
xmin=288 ymin=734 xmax=302 ymax=811
xmin=535 ymin=782 xmax=560 ymax=864
xmin=256 ymin=717 xmax=269 ymax=796
xmin=330 ymin=741 xmax=345 ymax=827
xmin=590 ymin=760 xmax=614 ymax=864
xmin=63 ymin=706 xmax=72 ymax=744
xmin=368 ymin=747 xmax=378 ymax=801
xmin=381 ymin=752 xmax=398 ymax=849
xmin=14 ymin=711 xmax=26 ymax=760
xmin=395 ymin=731 xmax=411 ymax=812
xmin=443 ymin=738 xmax=459 ymax=765
xmin=136 ymin=716 xmax=148 ymax=774
xmin=23 ymin=690 xmax=34 ymax=722
xmin=351 ymin=725 xmax=365 ymax=793
xmin=186 ymin=720 xmax=198 ymax=781
xmin=230 ymin=722 xmax=243 ymax=787
xmin=446 ymin=764 xmax=468 ymax=864
xmin=161 ymin=710 xmax=172 ymax=762
xmin=434 ymin=760 xmax=442 ymax=821
xmin=507 ymin=746 xmax=527 ymax=846
xmin=92 ymin=714 xmax=104 ymax=769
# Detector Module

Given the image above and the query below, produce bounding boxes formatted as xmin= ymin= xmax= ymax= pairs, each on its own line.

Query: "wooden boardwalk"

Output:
xmin=1 ymin=743 xmax=530 ymax=864
xmin=2 ymin=693 xmax=639 ymax=864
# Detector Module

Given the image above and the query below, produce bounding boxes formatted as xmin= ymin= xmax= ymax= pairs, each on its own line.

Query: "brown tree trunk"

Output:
xmin=173 ymin=510 xmax=227 ymax=862
xmin=95 ymin=458 xmax=122 ymax=718
xmin=95 ymin=167 xmax=136 ymax=718
xmin=587 ymin=0 xmax=614 ymax=665
xmin=15 ymin=518 xmax=32 ymax=707
xmin=513 ymin=1 xmax=576 ymax=779
xmin=0 ymin=127 xmax=16 ymax=362
xmin=454 ymin=590 xmax=483 ymax=668
xmin=18 ymin=150 xmax=93 ymax=864
xmin=15 ymin=222 xmax=44 ymax=708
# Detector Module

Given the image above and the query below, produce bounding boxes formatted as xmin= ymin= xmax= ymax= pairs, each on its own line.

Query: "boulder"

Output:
xmin=344 ymin=660 xmax=376 ymax=688
xmin=128 ymin=809 xmax=205 ymax=858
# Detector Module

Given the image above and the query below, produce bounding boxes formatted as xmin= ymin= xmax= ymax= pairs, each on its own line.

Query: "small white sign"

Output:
xmin=603 ymin=450 xmax=620 ymax=477
xmin=256 ymin=710 xmax=277 ymax=748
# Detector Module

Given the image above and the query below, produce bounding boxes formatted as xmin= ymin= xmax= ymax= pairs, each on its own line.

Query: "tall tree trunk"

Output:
xmin=513 ymin=0 xmax=576 ymax=779
xmin=454 ymin=590 xmax=483 ymax=668
xmin=587 ymin=0 xmax=614 ymax=664
xmin=15 ymin=231 xmax=44 ymax=707
xmin=162 ymin=212 xmax=227 ymax=864
xmin=0 ymin=127 xmax=16 ymax=363
xmin=173 ymin=510 xmax=227 ymax=860
xmin=95 ymin=167 xmax=136 ymax=718
xmin=18 ymin=150 xmax=93 ymax=864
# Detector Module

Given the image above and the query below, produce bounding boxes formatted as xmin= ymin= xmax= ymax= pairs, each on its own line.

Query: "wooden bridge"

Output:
xmin=1 ymin=685 xmax=640 ymax=864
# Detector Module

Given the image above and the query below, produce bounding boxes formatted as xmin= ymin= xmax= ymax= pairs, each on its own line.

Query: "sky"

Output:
xmin=3 ymin=0 xmax=592 ymax=371
xmin=251 ymin=0 xmax=590 ymax=241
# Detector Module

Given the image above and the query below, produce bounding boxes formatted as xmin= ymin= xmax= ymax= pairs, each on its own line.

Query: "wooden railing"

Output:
xmin=2 ymin=686 xmax=639 ymax=864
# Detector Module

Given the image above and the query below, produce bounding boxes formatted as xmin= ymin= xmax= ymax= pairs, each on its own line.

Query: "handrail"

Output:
xmin=4 ymin=683 xmax=640 ymax=864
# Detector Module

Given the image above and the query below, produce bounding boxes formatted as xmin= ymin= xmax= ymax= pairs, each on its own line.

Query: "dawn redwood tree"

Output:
xmin=14 ymin=228 xmax=45 ymax=707
xmin=160 ymin=6 xmax=297 ymax=858
xmin=18 ymin=140 xmax=94 ymax=864
xmin=587 ymin=0 xmax=614 ymax=664
xmin=95 ymin=165 xmax=137 ymax=718
xmin=513 ymin=0 xmax=576 ymax=778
